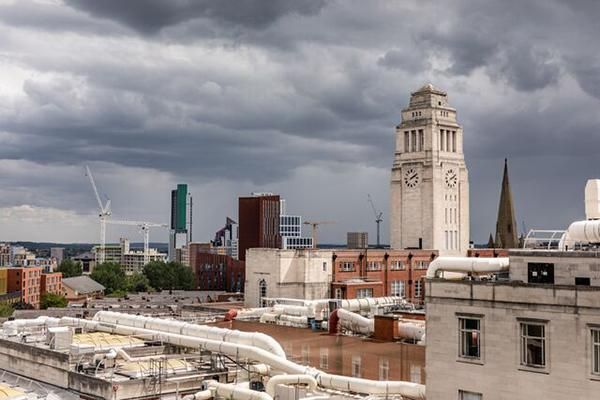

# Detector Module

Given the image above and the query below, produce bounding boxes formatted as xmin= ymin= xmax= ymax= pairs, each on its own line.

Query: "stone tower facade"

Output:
xmin=390 ymin=84 xmax=469 ymax=255
xmin=495 ymin=159 xmax=518 ymax=248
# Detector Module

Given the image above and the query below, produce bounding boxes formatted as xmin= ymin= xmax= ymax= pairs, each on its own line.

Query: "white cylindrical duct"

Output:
xmin=336 ymin=309 xmax=373 ymax=335
xmin=563 ymin=220 xmax=600 ymax=246
xmin=273 ymin=305 xmax=313 ymax=317
xmin=183 ymin=389 xmax=213 ymax=400
xmin=60 ymin=317 xmax=425 ymax=399
xmin=3 ymin=316 xmax=61 ymax=335
xmin=426 ymin=257 xmax=509 ymax=279
xmin=207 ymin=381 xmax=272 ymax=400
xmin=585 ymin=179 xmax=600 ymax=220
xmin=397 ymin=322 xmax=425 ymax=342
xmin=93 ymin=311 xmax=287 ymax=359
xmin=265 ymin=375 xmax=317 ymax=396
xmin=340 ymin=297 xmax=404 ymax=312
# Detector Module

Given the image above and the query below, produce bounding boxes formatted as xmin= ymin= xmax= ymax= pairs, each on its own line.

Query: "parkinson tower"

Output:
xmin=390 ymin=84 xmax=470 ymax=255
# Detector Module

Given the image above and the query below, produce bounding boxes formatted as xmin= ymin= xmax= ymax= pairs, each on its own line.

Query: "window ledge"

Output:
xmin=456 ymin=358 xmax=484 ymax=366
xmin=589 ymin=375 xmax=600 ymax=382
xmin=518 ymin=366 xmax=549 ymax=375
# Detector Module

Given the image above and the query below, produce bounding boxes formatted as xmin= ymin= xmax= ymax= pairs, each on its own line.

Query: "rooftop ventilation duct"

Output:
xmin=586 ymin=179 xmax=600 ymax=220
xmin=426 ymin=257 xmax=509 ymax=279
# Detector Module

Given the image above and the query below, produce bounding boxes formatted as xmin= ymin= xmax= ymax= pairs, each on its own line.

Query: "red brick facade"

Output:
xmin=7 ymin=267 xmax=43 ymax=308
xmin=331 ymin=249 xmax=437 ymax=304
xmin=238 ymin=195 xmax=281 ymax=261
xmin=41 ymin=272 xmax=63 ymax=297
xmin=191 ymin=250 xmax=245 ymax=293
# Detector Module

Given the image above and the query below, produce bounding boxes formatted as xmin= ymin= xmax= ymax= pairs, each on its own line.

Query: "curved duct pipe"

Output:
xmin=3 ymin=316 xmax=61 ymax=334
xmin=340 ymin=297 xmax=405 ymax=312
xmin=207 ymin=381 xmax=272 ymax=400
xmin=265 ymin=375 xmax=317 ymax=396
xmin=426 ymin=257 xmax=509 ymax=279
xmin=560 ymin=220 xmax=600 ymax=250
xmin=273 ymin=305 xmax=314 ymax=318
xmin=336 ymin=309 xmax=373 ymax=335
xmin=397 ymin=322 xmax=425 ymax=342
xmin=183 ymin=389 xmax=213 ymax=400
xmin=225 ymin=308 xmax=271 ymax=321
xmin=93 ymin=311 xmax=286 ymax=359
xmin=60 ymin=317 xmax=425 ymax=399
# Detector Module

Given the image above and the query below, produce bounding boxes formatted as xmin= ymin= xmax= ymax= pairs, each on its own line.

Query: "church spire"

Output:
xmin=495 ymin=158 xmax=518 ymax=249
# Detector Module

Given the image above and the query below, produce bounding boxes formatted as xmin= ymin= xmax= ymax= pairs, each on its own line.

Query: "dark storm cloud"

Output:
xmin=1 ymin=0 xmax=600 ymax=243
xmin=64 ymin=0 xmax=328 ymax=34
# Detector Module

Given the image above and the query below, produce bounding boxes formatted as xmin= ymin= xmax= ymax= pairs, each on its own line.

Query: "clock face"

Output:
xmin=403 ymin=168 xmax=420 ymax=188
xmin=445 ymin=169 xmax=458 ymax=188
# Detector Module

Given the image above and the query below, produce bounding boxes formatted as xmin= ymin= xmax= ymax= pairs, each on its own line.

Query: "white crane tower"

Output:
xmin=86 ymin=165 xmax=111 ymax=264
xmin=85 ymin=166 xmax=168 ymax=265
xmin=368 ymin=194 xmax=384 ymax=248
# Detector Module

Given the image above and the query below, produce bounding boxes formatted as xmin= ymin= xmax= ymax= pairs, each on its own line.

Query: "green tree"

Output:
xmin=0 ymin=303 xmax=13 ymax=318
xmin=40 ymin=293 xmax=68 ymax=309
xmin=125 ymin=273 xmax=151 ymax=293
xmin=91 ymin=262 xmax=126 ymax=294
xmin=57 ymin=259 xmax=83 ymax=278
xmin=143 ymin=261 xmax=194 ymax=291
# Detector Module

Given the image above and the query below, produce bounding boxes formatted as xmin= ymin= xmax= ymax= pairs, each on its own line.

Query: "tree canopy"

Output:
xmin=57 ymin=259 xmax=82 ymax=278
xmin=143 ymin=261 xmax=194 ymax=291
xmin=90 ymin=262 xmax=126 ymax=294
xmin=40 ymin=293 xmax=68 ymax=309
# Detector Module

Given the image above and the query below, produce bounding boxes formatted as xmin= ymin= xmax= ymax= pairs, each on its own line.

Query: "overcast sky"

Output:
xmin=1 ymin=0 xmax=599 ymax=245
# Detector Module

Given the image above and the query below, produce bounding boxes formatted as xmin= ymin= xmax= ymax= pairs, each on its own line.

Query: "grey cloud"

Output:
xmin=490 ymin=46 xmax=561 ymax=91
xmin=64 ymin=0 xmax=328 ymax=34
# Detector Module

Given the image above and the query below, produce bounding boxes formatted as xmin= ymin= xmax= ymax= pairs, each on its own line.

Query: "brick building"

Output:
xmin=191 ymin=252 xmax=245 ymax=292
xmin=238 ymin=193 xmax=281 ymax=261
xmin=41 ymin=272 xmax=63 ymax=297
xmin=331 ymin=249 xmax=436 ymax=304
xmin=6 ymin=267 xmax=42 ymax=308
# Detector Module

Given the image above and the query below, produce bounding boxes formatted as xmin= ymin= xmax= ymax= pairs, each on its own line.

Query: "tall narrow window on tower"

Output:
xmin=390 ymin=84 xmax=470 ymax=255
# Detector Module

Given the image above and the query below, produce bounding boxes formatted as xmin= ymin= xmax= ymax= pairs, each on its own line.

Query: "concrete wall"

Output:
xmin=426 ymin=279 xmax=600 ymax=400
xmin=510 ymin=250 xmax=600 ymax=286
xmin=245 ymin=249 xmax=333 ymax=307
xmin=0 ymin=338 xmax=69 ymax=387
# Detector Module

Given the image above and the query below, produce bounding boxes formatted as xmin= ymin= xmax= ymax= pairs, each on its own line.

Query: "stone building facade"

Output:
xmin=390 ymin=84 xmax=469 ymax=255
xmin=426 ymin=250 xmax=600 ymax=400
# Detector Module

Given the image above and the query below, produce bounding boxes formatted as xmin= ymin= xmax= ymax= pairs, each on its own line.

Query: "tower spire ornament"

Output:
xmin=495 ymin=158 xmax=518 ymax=249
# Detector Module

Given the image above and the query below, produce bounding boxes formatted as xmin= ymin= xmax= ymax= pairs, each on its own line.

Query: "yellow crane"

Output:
xmin=303 ymin=221 xmax=335 ymax=249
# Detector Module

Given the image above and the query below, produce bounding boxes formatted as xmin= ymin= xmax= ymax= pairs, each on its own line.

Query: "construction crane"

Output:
xmin=85 ymin=166 xmax=111 ymax=264
xmin=303 ymin=221 xmax=335 ymax=249
xmin=368 ymin=194 xmax=384 ymax=248
xmin=107 ymin=220 xmax=169 ymax=265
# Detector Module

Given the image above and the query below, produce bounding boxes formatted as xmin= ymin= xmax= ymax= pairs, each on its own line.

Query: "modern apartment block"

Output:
xmin=347 ymin=232 xmax=369 ymax=249
xmin=92 ymin=238 xmax=166 ymax=274
xmin=6 ymin=267 xmax=42 ymax=308
xmin=40 ymin=272 xmax=63 ymax=296
xmin=426 ymin=249 xmax=600 ymax=400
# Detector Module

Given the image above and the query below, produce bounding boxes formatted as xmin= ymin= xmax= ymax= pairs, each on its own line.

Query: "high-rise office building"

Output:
xmin=347 ymin=232 xmax=369 ymax=249
xmin=238 ymin=193 xmax=281 ymax=261
xmin=169 ymin=183 xmax=191 ymax=261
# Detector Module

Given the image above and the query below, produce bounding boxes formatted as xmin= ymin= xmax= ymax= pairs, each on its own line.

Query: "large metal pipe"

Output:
xmin=265 ymin=375 xmax=317 ymax=396
xmin=60 ymin=316 xmax=425 ymax=399
xmin=336 ymin=309 xmax=373 ymax=335
xmin=560 ymin=220 xmax=600 ymax=250
xmin=208 ymin=381 xmax=272 ymax=400
xmin=93 ymin=311 xmax=286 ymax=359
xmin=426 ymin=257 xmax=509 ymax=279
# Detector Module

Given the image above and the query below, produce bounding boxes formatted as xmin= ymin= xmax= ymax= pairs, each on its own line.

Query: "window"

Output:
xmin=352 ymin=355 xmax=361 ymax=377
xmin=340 ymin=262 xmax=354 ymax=272
xmin=320 ymin=348 xmax=329 ymax=369
xmin=356 ymin=288 xmax=373 ymax=299
xmin=391 ymin=280 xmax=405 ymax=297
xmin=527 ymin=263 xmax=554 ymax=284
xmin=452 ymin=131 xmax=457 ymax=152
xmin=258 ymin=279 xmax=267 ymax=307
xmin=458 ymin=390 xmax=482 ymax=400
xmin=440 ymin=130 xmax=445 ymax=151
xmin=367 ymin=261 xmax=381 ymax=271
xmin=520 ymin=322 xmax=546 ymax=368
xmin=414 ymin=280 xmax=423 ymax=299
xmin=418 ymin=129 xmax=424 ymax=151
xmin=390 ymin=260 xmax=404 ymax=270
xmin=459 ymin=317 xmax=481 ymax=359
xmin=322 ymin=262 xmax=327 ymax=272
xmin=576 ymin=277 xmax=590 ymax=286
xmin=592 ymin=328 xmax=600 ymax=375
xmin=334 ymin=288 xmax=343 ymax=299
xmin=404 ymin=131 xmax=410 ymax=152
xmin=414 ymin=261 xmax=429 ymax=270
xmin=410 ymin=364 xmax=421 ymax=383
xmin=379 ymin=358 xmax=389 ymax=380
xmin=411 ymin=130 xmax=417 ymax=152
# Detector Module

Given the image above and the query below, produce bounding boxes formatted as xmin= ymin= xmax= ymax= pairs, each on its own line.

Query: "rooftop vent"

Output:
xmin=586 ymin=179 xmax=600 ymax=220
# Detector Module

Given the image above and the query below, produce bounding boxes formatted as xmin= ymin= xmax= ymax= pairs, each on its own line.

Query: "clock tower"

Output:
xmin=390 ymin=84 xmax=469 ymax=255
